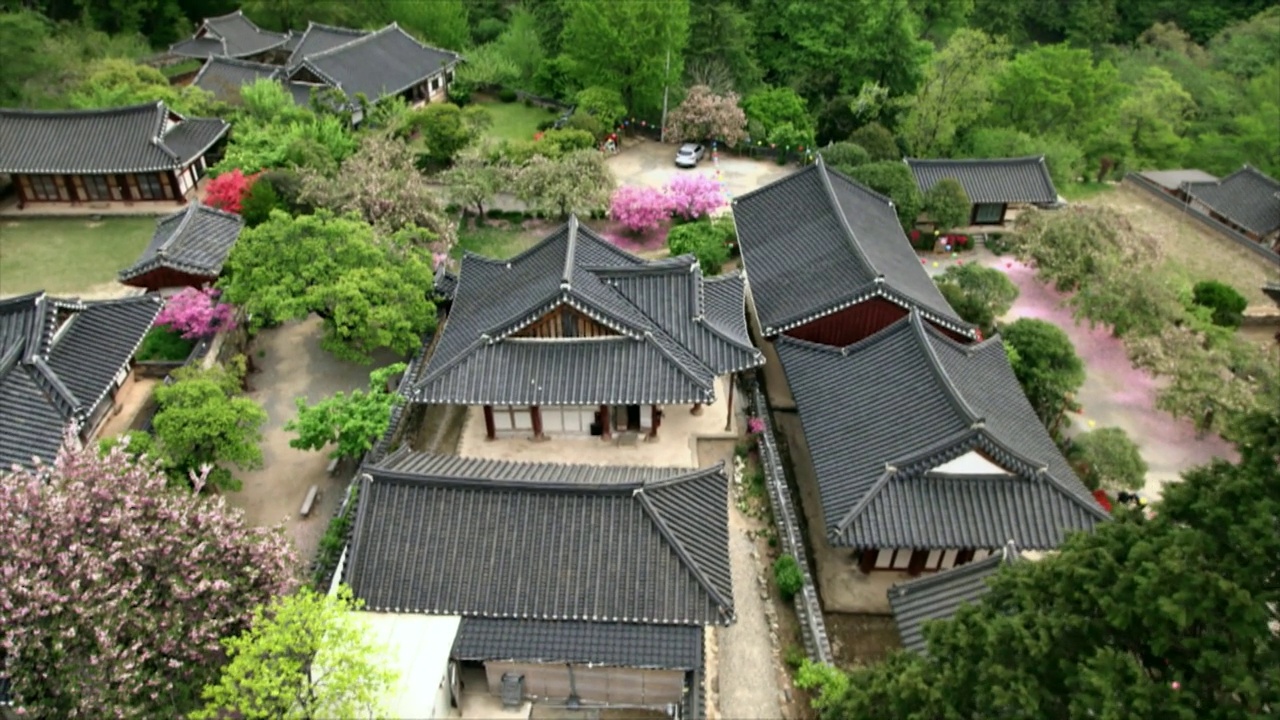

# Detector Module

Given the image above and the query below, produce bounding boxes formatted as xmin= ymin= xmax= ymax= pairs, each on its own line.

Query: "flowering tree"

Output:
xmin=665 ymin=173 xmax=726 ymax=220
xmin=156 ymin=287 xmax=238 ymax=340
xmin=0 ymin=438 xmax=297 ymax=719
xmin=665 ymin=85 xmax=748 ymax=146
xmin=204 ymin=168 xmax=258 ymax=214
xmin=610 ymin=185 xmax=672 ymax=233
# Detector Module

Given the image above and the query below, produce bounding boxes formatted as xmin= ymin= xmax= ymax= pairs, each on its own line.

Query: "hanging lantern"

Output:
xmin=798 ymin=146 xmax=805 ymax=152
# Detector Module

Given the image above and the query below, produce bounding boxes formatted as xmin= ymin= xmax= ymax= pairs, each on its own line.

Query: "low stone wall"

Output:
xmin=1124 ymin=172 xmax=1280 ymax=267
xmin=742 ymin=371 xmax=833 ymax=665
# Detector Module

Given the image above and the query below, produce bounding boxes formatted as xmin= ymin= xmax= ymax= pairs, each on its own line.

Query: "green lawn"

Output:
xmin=1060 ymin=182 xmax=1116 ymax=201
xmin=474 ymin=99 xmax=559 ymax=145
xmin=453 ymin=222 xmax=543 ymax=260
xmin=0 ymin=217 xmax=157 ymax=296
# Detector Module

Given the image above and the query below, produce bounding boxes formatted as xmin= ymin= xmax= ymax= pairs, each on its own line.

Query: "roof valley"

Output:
xmin=815 ymin=156 xmax=881 ymax=284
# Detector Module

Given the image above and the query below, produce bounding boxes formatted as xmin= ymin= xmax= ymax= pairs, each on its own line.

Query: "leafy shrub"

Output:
xmin=239 ymin=178 xmax=282 ymax=228
xmin=136 ymin=326 xmax=195 ymax=362
xmin=667 ymin=218 xmax=734 ymax=275
xmin=1066 ymin=427 xmax=1148 ymax=491
xmin=986 ymin=232 xmax=1010 ymax=255
xmin=1191 ymin=280 xmax=1248 ymax=328
xmin=535 ymin=118 xmax=557 ymax=132
xmin=538 ymin=128 xmax=596 ymax=156
xmin=774 ymin=554 xmax=804 ymax=600
xmin=564 ymin=111 xmax=606 ymax=139
xmin=847 ymin=161 xmax=923 ymax=230
xmin=312 ymin=486 xmax=357 ymax=588
xmin=849 ymin=122 xmax=899 ymax=161
xmin=821 ymin=141 xmax=870 ymax=173
xmin=498 ymin=87 xmax=519 ymax=103
xmin=575 ymin=86 xmax=626 ymax=129
xmin=447 ymin=85 xmax=471 ymax=106
xmin=924 ymin=177 xmax=971 ymax=233
xmin=784 ymin=644 xmax=807 ymax=670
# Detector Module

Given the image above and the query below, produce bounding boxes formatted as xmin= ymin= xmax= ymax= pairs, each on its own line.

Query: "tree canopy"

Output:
xmin=0 ymin=438 xmax=297 ymax=718
xmin=286 ymin=363 xmax=407 ymax=461
xmin=1001 ymin=317 xmax=1086 ymax=436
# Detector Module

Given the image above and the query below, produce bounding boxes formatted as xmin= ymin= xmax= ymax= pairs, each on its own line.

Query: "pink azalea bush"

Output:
xmin=156 ymin=287 xmax=237 ymax=340
xmin=0 ymin=436 xmax=297 ymax=717
xmin=747 ymin=417 xmax=765 ymax=434
xmin=609 ymin=185 xmax=673 ymax=233
xmin=204 ymin=169 xmax=258 ymax=214
xmin=665 ymin=173 xmax=725 ymax=220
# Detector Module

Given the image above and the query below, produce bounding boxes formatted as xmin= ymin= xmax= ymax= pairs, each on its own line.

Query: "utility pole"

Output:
xmin=660 ymin=48 xmax=671 ymax=143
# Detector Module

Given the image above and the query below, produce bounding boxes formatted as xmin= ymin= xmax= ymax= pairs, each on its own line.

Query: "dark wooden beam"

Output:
xmin=649 ymin=404 xmax=661 ymax=440
xmin=599 ymin=404 xmax=611 ymax=441
xmin=530 ymin=405 xmax=545 ymax=440
xmin=858 ymin=549 xmax=877 ymax=575
xmin=482 ymin=405 xmax=496 ymax=440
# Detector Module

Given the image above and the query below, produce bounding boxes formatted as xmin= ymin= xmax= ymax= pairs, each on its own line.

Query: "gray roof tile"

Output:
xmin=119 ymin=203 xmax=244 ymax=284
xmin=291 ymin=23 xmax=459 ymax=104
xmin=0 ymin=103 xmax=228 ymax=175
xmin=906 ymin=156 xmax=1058 ymax=205
xmin=0 ymin=293 xmax=161 ymax=469
xmin=733 ymin=158 xmax=966 ymax=335
xmin=1183 ymin=165 xmax=1280 ymax=236
xmin=170 ymin=10 xmax=289 ymax=58
xmin=346 ymin=450 xmax=734 ymax=625
xmin=776 ymin=312 xmax=1106 ymax=550
xmin=406 ymin=218 xmax=761 ymax=406
xmin=192 ymin=56 xmax=283 ymax=102
xmin=888 ymin=543 xmax=1019 ymax=653
xmin=285 ymin=22 xmax=372 ymax=71
xmin=453 ymin=618 xmax=703 ymax=669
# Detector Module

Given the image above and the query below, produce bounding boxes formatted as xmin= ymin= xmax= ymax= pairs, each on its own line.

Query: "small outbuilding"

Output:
xmin=1181 ymin=165 xmax=1280 ymax=249
xmin=906 ymin=156 xmax=1059 ymax=226
xmin=118 ymin=203 xmax=244 ymax=293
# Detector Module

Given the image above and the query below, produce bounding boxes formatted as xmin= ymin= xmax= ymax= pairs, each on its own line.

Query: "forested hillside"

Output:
xmin=2 ymin=1 xmax=1274 ymax=179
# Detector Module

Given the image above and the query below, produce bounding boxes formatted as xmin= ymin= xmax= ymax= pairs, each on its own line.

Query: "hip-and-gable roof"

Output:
xmin=888 ymin=541 xmax=1020 ymax=653
xmin=0 ymin=292 xmax=161 ymax=469
xmin=170 ymin=10 xmax=289 ymax=59
xmin=406 ymin=217 xmax=761 ymax=406
xmin=776 ymin=312 xmax=1106 ymax=550
xmin=732 ymin=157 xmax=967 ymax=336
xmin=906 ymin=156 xmax=1059 ymax=205
xmin=288 ymin=23 xmax=460 ymax=104
xmin=1182 ymin=164 xmax=1280 ymax=237
xmin=119 ymin=203 xmax=244 ymax=285
xmin=0 ymin=102 xmax=228 ymax=175
xmin=346 ymin=450 xmax=735 ymax=626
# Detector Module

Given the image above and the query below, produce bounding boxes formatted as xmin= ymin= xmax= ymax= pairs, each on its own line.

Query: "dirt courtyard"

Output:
xmin=224 ymin=317 xmax=402 ymax=567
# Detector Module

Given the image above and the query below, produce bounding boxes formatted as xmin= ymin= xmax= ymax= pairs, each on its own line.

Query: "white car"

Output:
xmin=675 ymin=143 xmax=706 ymax=168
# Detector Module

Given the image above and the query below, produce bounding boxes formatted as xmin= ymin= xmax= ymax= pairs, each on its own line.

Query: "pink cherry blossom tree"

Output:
xmin=665 ymin=173 xmax=726 ymax=221
xmin=0 ymin=436 xmax=297 ymax=718
xmin=609 ymin=185 xmax=673 ymax=233
xmin=665 ymin=85 xmax=748 ymax=146
xmin=156 ymin=287 xmax=238 ymax=340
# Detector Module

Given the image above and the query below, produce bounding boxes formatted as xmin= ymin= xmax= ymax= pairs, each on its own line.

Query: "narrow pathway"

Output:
xmin=717 ymin=510 xmax=783 ymax=719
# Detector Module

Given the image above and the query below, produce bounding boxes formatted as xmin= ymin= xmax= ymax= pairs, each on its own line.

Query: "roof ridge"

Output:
xmin=732 ymin=161 xmax=820 ymax=204
xmin=692 ymin=275 xmax=760 ymax=357
xmin=815 ymin=157 xmax=881 ymax=282
xmin=832 ymin=468 xmax=894 ymax=537
xmin=634 ymin=488 xmax=735 ymax=619
xmin=905 ymin=155 xmax=1045 ymax=165
xmin=0 ymin=102 xmax=166 ymax=119
xmin=303 ymin=23 xmax=396 ymax=61
xmin=150 ymin=103 xmax=182 ymax=163
xmin=909 ymin=311 xmax=981 ymax=425
xmin=372 ymin=467 xmax=643 ymax=494
xmin=561 ymin=215 xmax=578 ymax=289
xmin=642 ymin=328 xmax=716 ymax=395
xmin=156 ymin=202 xmax=201 ymax=257
xmin=29 ymin=356 xmax=82 ymax=417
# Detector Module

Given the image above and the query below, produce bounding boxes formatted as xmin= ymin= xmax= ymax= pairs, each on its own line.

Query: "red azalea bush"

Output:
xmin=204 ymin=169 xmax=259 ymax=214
xmin=156 ymin=287 xmax=238 ymax=340
xmin=1092 ymin=488 xmax=1113 ymax=513
xmin=610 ymin=185 xmax=673 ymax=233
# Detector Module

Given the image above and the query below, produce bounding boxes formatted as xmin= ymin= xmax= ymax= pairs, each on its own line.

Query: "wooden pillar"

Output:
xmin=15 ymin=174 xmax=29 ymax=209
xmin=648 ymin=405 xmax=661 ymax=440
xmin=599 ymin=404 xmax=611 ymax=441
xmin=907 ymin=550 xmax=928 ymax=576
xmin=691 ymin=402 xmax=703 ymax=416
xmin=725 ymin=374 xmax=734 ymax=432
xmin=530 ymin=405 xmax=545 ymax=440
xmin=482 ymin=405 xmax=496 ymax=440
xmin=858 ymin=549 xmax=877 ymax=575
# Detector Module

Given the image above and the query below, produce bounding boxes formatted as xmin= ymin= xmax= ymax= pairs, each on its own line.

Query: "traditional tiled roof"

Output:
xmin=888 ymin=541 xmax=1020 ymax=653
xmin=1138 ymin=169 xmax=1218 ymax=192
xmin=906 ymin=156 xmax=1059 ymax=205
xmin=405 ymin=217 xmax=762 ymax=406
xmin=453 ymin=618 xmax=703 ymax=669
xmin=192 ymin=56 xmax=282 ymax=101
xmin=776 ymin=312 xmax=1107 ymax=550
xmin=170 ymin=10 xmax=289 ymax=59
xmin=0 ymin=292 xmax=162 ymax=469
xmin=346 ymin=449 xmax=735 ymax=625
xmin=433 ymin=264 xmax=458 ymax=302
xmin=288 ymin=23 xmax=460 ymax=104
xmin=733 ymin=157 xmax=969 ymax=336
xmin=119 ymin=203 xmax=244 ymax=285
xmin=285 ymin=22 xmax=371 ymax=71
xmin=1183 ymin=165 xmax=1280 ymax=237
xmin=0 ymin=102 xmax=228 ymax=175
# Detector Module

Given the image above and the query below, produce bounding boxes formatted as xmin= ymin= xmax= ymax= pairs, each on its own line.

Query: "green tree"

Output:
xmin=220 ymin=210 xmax=438 ymax=363
xmin=193 ymin=585 xmax=398 ymax=720
xmin=846 ymin=161 xmax=923 ymax=230
xmin=286 ymin=363 xmax=407 ymax=461
xmin=213 ymin=81 xmax=357 ymax=175
xmin=907 ymin=0 xmax=974 ymax=40
xmin=490 ymin=6 xmax=544 ymax=89
xmin=574 ymin=86 xmax=627 ymax=130
xmin=742 ymin=86 xmax=816 ymax=145
xmin=239 ymin=176 xmax=283 ymax=228
xmin=151 ymin=360 xmax=266 ymax=493
xmin=848 ymin=122 xmax=899 ymax=161
xmin=1000 ymin=318 xmax=1086 ymax=435
xmin=396 ymin=102 xmax=485 ymax=166
xmin=513 ymin=149 xmax=615 ymax=219
xmin=667 ymin=218 xmax=735 ymax=275
xmin=1115 ymin=65 xmax=1196 ymax=169
xmin=1208 ymin=6 xmax=1280 ymax=81
xmin=385 ymin=0 xmax=470 ymax=51
xmin=1191 ymin=280 xmax=1248 ymax=329
xmin=685 ymin=0 xmax=762 ymax=93
xmin=934 ymin=263 xmax=1018 ymax=337
xmin=900 ymin=29 xmax=1009 ymax=157
xmin=990 ymin=44 xmax=1123 ymax=146
xmin=1067 ymin=426 xmax=1148 ymax=491
xmin=795 ymin=411 xmax=1280 ymax=719
xmin=922 ymin=177 xmax=970 ymax=232
xmin=0 ymin=10 xmax=55 ymax=107
xmin=452 ymin=41 xmax=520 ymax=94
xmin=440 ymin=154 xmax=510 ymax=219
xmin=558 ymin=0 xmax=690 ymax=115
xmin=68 ymin=58 xmax=220 ymax=116
xmin=820 ymin=141 xmax=870 ymax=174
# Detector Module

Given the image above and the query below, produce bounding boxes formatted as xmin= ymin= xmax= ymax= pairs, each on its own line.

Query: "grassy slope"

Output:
xmin=0 ymin=217 xmax=156 ymax=296
xmin=474 ymin=99 xmax=558 ymax=145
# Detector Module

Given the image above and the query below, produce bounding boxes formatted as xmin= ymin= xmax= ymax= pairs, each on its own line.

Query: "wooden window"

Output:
xmin=135 ymin=173 xmax=164 ymax=200
xmin=973 ymin=203 xmax=1004 ymax=224
xmin=28 ymin=175 xmax=58 ymax=200
xmin=83 ymin=175 xmax=110 ymax=201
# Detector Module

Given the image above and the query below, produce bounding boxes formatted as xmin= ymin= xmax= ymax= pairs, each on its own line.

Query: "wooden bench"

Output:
xmin=300 ymin=485 xmax=320 ymax=518
xmin=325 ymin=456 xmax=340 ymax=476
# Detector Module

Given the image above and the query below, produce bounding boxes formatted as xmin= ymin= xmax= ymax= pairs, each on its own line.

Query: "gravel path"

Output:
xmin=716 ymin=506 xmax=783 ymax=719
